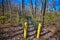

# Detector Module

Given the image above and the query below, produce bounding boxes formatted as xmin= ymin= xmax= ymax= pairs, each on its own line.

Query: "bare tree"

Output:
xmin=34 ymin=0 xmax=37 ymax=18
xmin=5 ymin=0 xmax=12 ymax=23
xmin=2 ymin=0 xmax=5 ymax=24
xmin=22 ymin=0 xmax=25 ymax=17
xmin=16 ymin=3 xmax=20 ymax=25
xmin=42 ymin=0 xmax=47 ymax=27
xmin=30 ymin=0 xmax=35 ymax=18
xmin=52 ymin=0 xmax=58 ymax=16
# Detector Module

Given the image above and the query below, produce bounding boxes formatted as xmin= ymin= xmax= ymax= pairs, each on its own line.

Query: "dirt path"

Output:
xmin=0 ymin=23 xmax=58 ymax=40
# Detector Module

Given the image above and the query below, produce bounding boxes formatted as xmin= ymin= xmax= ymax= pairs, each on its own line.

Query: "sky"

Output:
xmin=0 ymin=0 xmax=60 ymax=10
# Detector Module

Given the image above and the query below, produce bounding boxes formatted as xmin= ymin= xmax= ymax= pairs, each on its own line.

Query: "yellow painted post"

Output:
xmin=24 ymin=22 xmax=28 ymax=39
xmin=37 ymin=23 xmax=42 ymax=39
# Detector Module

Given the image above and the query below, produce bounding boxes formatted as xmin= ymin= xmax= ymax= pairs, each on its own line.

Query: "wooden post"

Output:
xmin=24 ymin=22 xmax=28 ymax=40
xmin=37 ymin=23 xmax=42 ymax=40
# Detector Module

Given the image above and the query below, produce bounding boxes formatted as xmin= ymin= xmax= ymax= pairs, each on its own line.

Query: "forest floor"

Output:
xmin=0 ymin=13 xmax=60 ymax=40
